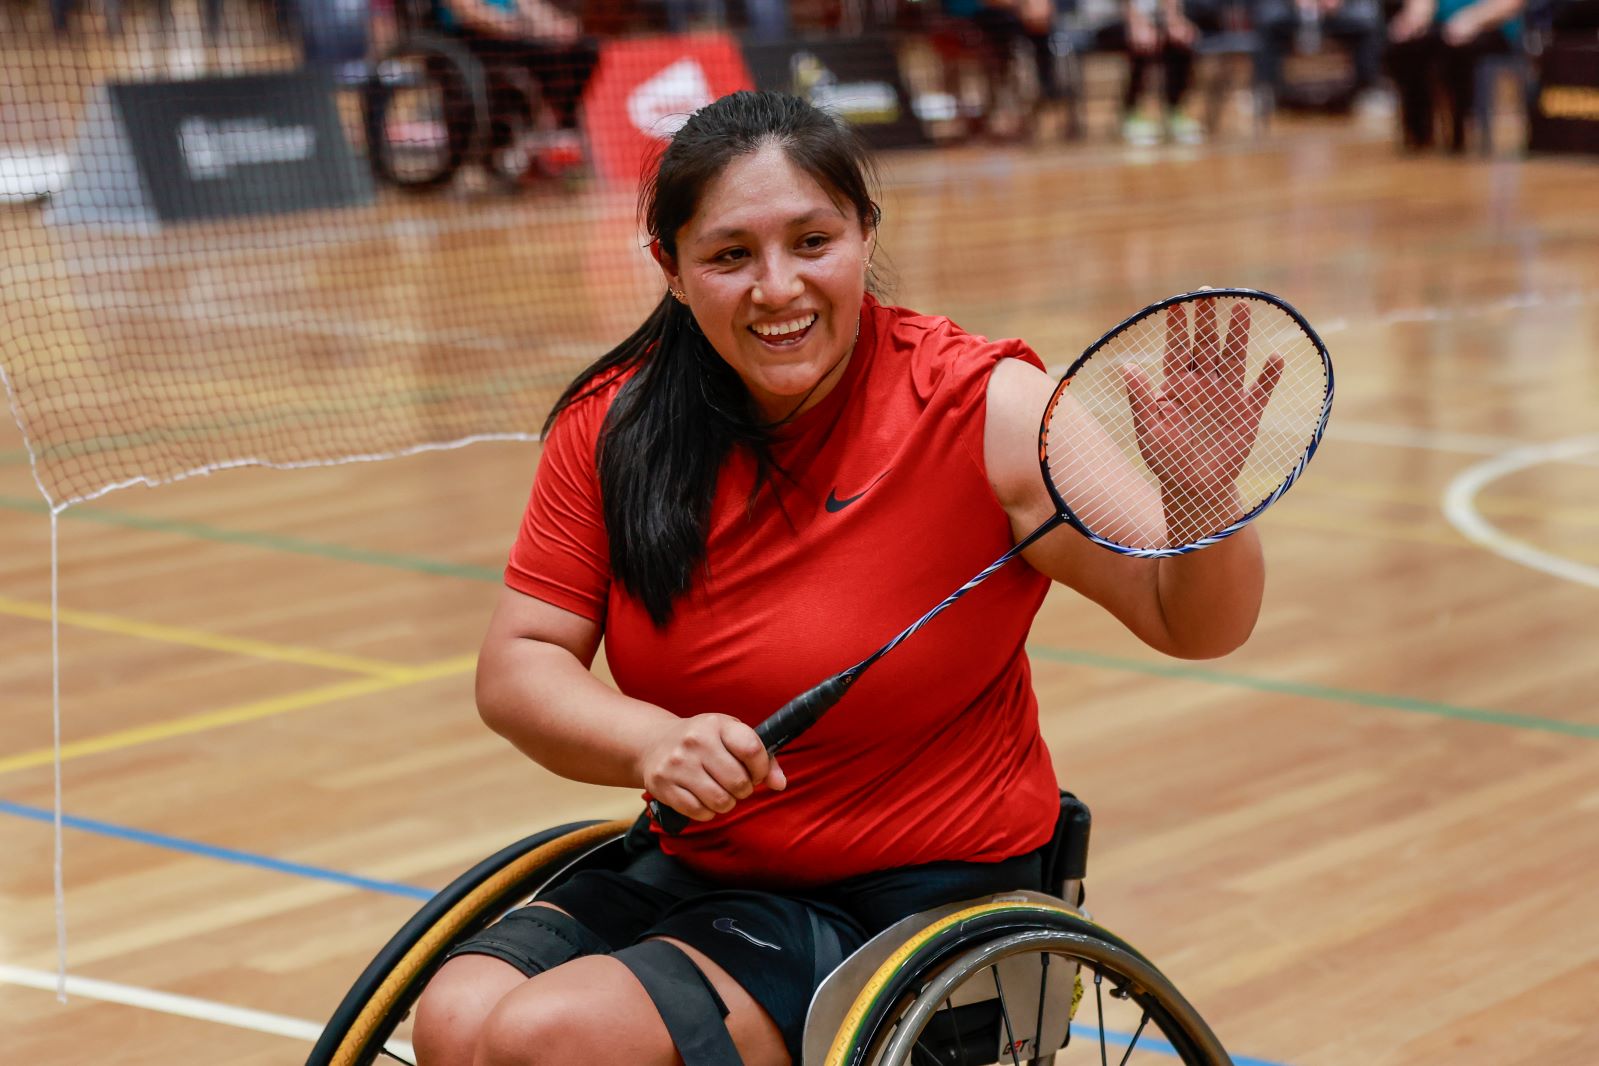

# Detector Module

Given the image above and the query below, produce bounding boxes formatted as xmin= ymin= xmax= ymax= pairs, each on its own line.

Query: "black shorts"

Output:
xmin=449 ymin=841 xmax=1044 ymax=1062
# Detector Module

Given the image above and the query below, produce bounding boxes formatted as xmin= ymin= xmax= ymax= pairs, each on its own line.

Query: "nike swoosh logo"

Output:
xmin=713 ymin=917 xmax=782 ymax=951
xmin=824 ymin=470 xmax=890 ymax=513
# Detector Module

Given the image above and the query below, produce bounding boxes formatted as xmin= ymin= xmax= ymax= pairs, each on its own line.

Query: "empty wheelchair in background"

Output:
xmin=306 ymin=794 xmax=1235 ymax=1066
xmin=361 ymin=0 xmax=549 ymax=190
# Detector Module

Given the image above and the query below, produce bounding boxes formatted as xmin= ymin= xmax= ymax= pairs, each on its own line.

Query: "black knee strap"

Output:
xmin=442 ymin=906 xmax=610 ymax=977
xmin=614 ymin=939 xmax=744 ymax=1066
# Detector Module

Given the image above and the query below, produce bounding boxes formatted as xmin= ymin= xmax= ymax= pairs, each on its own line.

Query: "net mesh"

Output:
xmin=1044 ymin=294 xmax=1331 ymax=552
xmin=3 ymin=0 xmax=926 ymax=993
xmin=0 ymin=0 xmax=758 ymax=510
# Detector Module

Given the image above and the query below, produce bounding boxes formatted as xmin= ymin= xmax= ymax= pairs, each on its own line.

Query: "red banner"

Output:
xmin=581 ymin=33 xmax=755 ymax=186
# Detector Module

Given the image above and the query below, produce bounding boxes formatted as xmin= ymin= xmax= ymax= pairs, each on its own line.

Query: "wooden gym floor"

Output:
xmin=2 ymin=30 xmax=1598 ymax=1066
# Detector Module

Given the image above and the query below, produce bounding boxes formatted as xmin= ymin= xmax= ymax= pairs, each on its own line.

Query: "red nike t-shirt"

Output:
xmin=507 ymin=295 xmax=1060 ymax=887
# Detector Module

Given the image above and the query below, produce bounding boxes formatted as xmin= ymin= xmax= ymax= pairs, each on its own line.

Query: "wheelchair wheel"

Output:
xmin=362 ymin=31 xmax=489 ymax=191
xmin=821 ymin=898 xmax=1232 ymax=1066
xmin=306 ymin=818 xmax=630 ymax=1066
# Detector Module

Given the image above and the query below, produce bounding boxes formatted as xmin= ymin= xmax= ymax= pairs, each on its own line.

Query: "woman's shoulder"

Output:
xmin=863 ymin=296 xmax=1045 ymax=397
xmin=547 ymin=364 xmax=637 ymax=441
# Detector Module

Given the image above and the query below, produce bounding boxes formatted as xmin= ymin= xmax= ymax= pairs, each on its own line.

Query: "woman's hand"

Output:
xmin=638 ymin=714 xmax=787 ymax=823
xmin=1122 ymin=300 xmax=1283 ymax=543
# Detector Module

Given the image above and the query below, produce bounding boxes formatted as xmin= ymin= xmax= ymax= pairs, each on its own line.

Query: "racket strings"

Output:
xmin=1044 ymin=297 xmax=1329 ymax=551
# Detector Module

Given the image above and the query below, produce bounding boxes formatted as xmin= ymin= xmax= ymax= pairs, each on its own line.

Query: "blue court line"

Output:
xmin=2 ymin=798 xmax=1294 ymax=1064
xmin=0 ymin=798 xmax=433 ymax=900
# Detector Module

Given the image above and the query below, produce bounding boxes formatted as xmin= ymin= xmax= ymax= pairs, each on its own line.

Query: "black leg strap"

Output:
xmin=441 ymin=905 xmax=611 ymax=977
xmin=613 ymin=939 xmax=745 ymax=1066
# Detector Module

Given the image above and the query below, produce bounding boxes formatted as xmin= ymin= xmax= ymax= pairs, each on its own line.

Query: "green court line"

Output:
xmin=1025 ymin=646 xmax=1599 ymax=740
xmin=3 ymin=491 xmax=1589 ymax=742
xmin=0 ymin=493 xmax=500 ymax=582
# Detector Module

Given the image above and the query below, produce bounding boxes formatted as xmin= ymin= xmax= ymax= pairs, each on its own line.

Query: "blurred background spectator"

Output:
xmin=1385 ymin=0 xmax=1527 ymax=151
xmin=1090 ymin=0 xmax=1220 ymax=143
xmin=435 ymin=0 xmax=600 ymax=175
xmin=1253 ymin=0 xmax=1385 ymax=111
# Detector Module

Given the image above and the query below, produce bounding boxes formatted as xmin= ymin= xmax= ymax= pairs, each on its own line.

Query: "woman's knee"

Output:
xmin=473 ymin=965 xmax=639 ymax=1066
xmin=413 ymin=954 xmax=526 ymax=1066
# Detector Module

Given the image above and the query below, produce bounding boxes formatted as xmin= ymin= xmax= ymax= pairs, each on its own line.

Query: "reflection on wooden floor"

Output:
xmin=3 ymin=53 xmax=1598 ymax=1066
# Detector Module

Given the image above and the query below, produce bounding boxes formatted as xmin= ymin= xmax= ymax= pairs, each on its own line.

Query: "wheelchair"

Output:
xmin=361 ymin=0 xmax=556 ymax=190
xmin=306 ymin=795 xmax=1234 ymax=1065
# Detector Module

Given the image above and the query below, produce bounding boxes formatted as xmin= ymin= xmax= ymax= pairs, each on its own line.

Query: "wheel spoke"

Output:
xmin=1115 ymin=1011 xmax=1152 ymax=1066
xmin=992 ymin=965 xmax=1024 ymax=1065
xmin=1095 ymin=971 xmax=1109 ymax=1066
xmin=948 ymin=997 xmax=971 ymax=1066
xmin=1033 ymin=953 xmax=1051 ymax=1059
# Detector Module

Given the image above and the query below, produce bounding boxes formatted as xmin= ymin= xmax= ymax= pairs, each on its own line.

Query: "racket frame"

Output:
xmin=1040 ymin=286 xmax=1335 ymax=559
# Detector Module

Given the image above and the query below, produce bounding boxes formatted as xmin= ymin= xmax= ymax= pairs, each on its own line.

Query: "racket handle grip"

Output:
xmin=651 ymin=799 xmax=690 ymax=836
xmin=650 ymin=672 xmax=856 ymax=836
xmin=755 ymin=672 xmax=854 ymax=754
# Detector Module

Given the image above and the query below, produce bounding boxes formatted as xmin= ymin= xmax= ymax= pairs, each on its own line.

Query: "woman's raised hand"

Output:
xmin=1122 ymin=300 xmax=1284 ymax=540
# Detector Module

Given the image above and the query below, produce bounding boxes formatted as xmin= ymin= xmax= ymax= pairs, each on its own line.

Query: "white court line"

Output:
xmin=1319 ymin=421 xmax=1599 ymax=467
xmin=1316 ymin=288 xmax=1598 ymax=337
xmin=1443 ymin=435 xmax=1599 ymax=589
xmin=0 ymin=963 xmax=417 ymax=1062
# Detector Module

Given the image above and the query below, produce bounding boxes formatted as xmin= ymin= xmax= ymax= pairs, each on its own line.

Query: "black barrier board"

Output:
xmin=1529 ymin=43 xmax=1599 ymax=156
xmin=739 ymin=36 xmax=929 ymax=149
xmin=49 ymin=70 xmax=372 ymax=226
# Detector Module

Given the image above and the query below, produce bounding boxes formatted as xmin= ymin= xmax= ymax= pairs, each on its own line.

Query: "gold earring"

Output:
xmin=670 ymin=288 xmax=687 ymax=303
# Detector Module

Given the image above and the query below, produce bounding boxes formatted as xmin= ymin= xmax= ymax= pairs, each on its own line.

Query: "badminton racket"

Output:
xmin=653 ymin=287 xmax=1333 ymax=833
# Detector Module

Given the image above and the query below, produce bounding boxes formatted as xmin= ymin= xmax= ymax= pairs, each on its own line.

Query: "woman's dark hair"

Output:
xmin=543 ymin=91 xmax=882 ymax=625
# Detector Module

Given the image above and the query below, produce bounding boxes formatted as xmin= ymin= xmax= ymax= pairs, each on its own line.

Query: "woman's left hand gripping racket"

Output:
xmin=651 ymin=287 xmax=1334 ymax=834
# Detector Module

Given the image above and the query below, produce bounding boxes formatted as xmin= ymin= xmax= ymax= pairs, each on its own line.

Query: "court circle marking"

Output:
xmin=1442 ymin=434 xmax=1599 ymax=590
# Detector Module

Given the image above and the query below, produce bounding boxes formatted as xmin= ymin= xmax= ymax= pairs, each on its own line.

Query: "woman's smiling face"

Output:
xmin=660 ymin=142 xmax=875 ymax=422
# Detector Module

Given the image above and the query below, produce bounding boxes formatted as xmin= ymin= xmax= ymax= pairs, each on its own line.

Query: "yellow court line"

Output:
xmin=0 ymin=654 xmax=479 ymax=777
xmin=0 ymin=595 xmax=416 ymax=679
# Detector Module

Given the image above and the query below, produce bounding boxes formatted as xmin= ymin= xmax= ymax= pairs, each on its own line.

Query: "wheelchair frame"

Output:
xmin=305 ymin=796 xmax=1234 ymax=1066
xmin=361 ymin=0 xmax=550 ymax=190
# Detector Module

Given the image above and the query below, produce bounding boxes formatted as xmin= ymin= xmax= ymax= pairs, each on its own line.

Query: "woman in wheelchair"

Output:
xmin=433 ymin=0 xmax=598 ymax=170
xmin=407 ymin=91 xmax=1267 ymax=1066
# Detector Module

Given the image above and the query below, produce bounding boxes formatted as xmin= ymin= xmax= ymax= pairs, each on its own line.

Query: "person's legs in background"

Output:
xmin=515 ymin=37 xmax=600 ymax=174
xmin=522 ymin=37 xmax=600 ymax=133
xmin=1324 ymin=0 xmax=1385 ymax=94
xmin=1252 ymin=0 xmax=1299 ymax=103
xmin=1386 ymin=27 xmax=1440 ymax=148
xmin=972 ymin=3 xmax=1029 ymax=137
xmin=1090 ymin=20 xmax=1162 ymax=143
xmin=1438 ymin=25 xmax=1509 ymax=151
xmin=1127 ymin=38 xmax=1165 ymax=141
xmin=1160 ymin=0 xmax=1216 ymax=143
